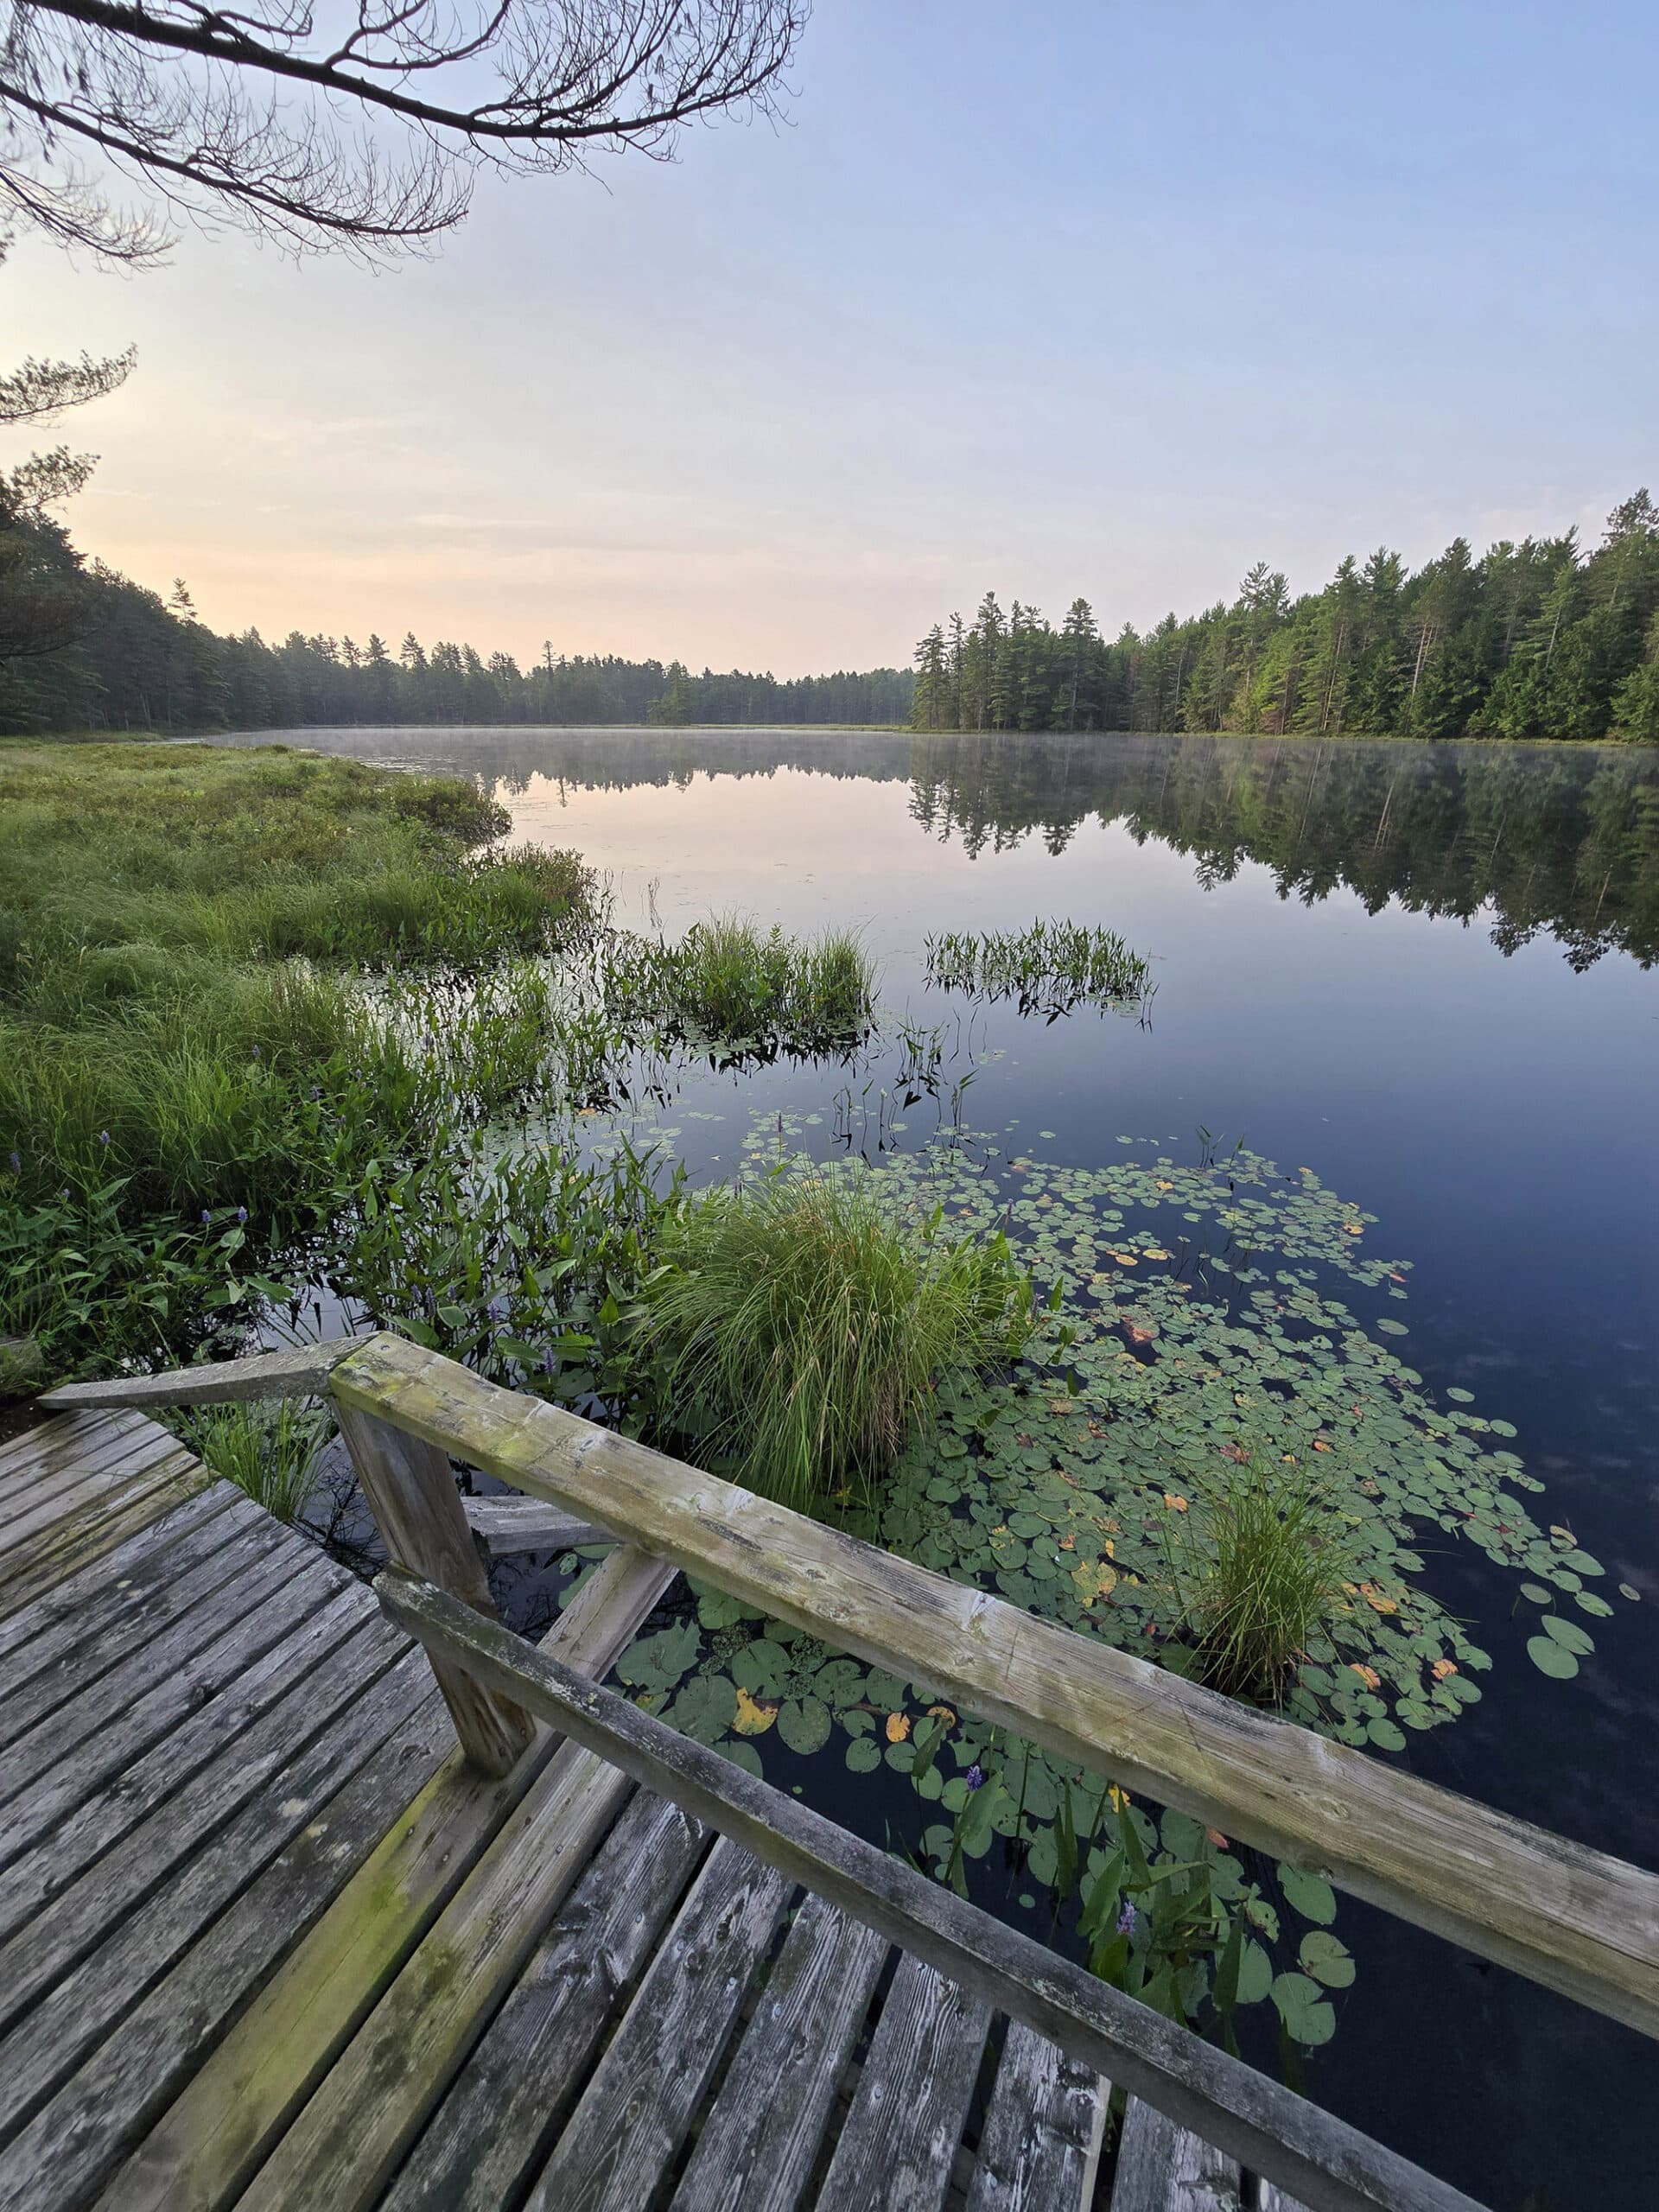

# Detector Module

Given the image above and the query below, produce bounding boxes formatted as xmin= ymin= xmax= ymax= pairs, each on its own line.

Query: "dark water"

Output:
xmin=234 ymin=725 xmax=1659 ymax=2209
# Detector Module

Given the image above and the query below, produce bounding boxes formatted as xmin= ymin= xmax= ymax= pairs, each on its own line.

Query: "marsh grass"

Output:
xmin=175 ymin=1398 xmax=333 ymax=1524
xmin=1169 ymin=1457 xmax=1355 ymax=1704
xmin=925 ymin=919 xmax=1152 ymax=1018
xmin=643 ymin=1166 xmax=1033 ymax=1511
xmin=602 ymin=913 xmax=876 ymax=1058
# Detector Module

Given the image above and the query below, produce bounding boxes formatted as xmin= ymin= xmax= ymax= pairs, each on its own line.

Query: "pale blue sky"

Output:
xmin=5 ymin=0 xmax=1655 ymax=673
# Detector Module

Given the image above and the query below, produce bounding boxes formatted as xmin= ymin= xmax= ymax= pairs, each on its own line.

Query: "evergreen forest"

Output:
xmin=909 ymin=496 xmax=1659 ymax=742
xmin=0 ymin=497 xmax=912 ymax=734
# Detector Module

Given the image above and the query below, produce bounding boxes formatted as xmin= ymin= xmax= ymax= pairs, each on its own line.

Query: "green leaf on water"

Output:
xmin=844 ymin=1735 xmax=881 ymax=1773
xmin=1299 ymin=1930 xmax=1357 ymax=1989
xmin=1271 ymin=1971 xmax=1337 ymax=2046
xmin=1527 ymin=1636 xmax=1579 ymax=1680
xmin=1518 ymin=1583 xmax=1551 ymax=1604
xmin=1278 ymin=1866 xmax=1337 ymax=1923
xmin=1541 ymin=1615 xmax=1594 ymax=1656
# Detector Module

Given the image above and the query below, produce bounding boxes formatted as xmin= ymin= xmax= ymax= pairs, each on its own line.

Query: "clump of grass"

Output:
xmin=604 ymin=912 xmax=876 ymax=1057
xmin=643 ymin=1166 xmax=1033 ymax=1511
xmin=925 ymin=919 xmax=1152 ymax=1017
xmin=174 ymin=1399 xmax=333 ymax=1525
xmin=1170 ymin=1459 xmax=1353 ymax=1704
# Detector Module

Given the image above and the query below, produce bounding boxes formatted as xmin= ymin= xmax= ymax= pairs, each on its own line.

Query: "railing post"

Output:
xmin=334 ymin=1400 xmax=536 ymax=1776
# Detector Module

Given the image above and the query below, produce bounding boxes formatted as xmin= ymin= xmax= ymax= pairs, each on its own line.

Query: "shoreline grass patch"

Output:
xmin=925 ymin=919 xmax=1152 ymax=1017
xmin=643 ymin=1165 xmax=1033 ymax=1512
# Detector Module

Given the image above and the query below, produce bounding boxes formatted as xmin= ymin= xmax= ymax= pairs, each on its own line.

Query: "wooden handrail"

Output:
xmin=377 ymin=1565 xmax=1484 ymax=2212
xmin=36 ymin=1332 xmax=1659 ymax=2041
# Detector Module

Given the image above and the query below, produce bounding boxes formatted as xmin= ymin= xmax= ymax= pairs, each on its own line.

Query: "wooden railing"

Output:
xmin=41 ymin=1332 xmax=1659 ymax=2212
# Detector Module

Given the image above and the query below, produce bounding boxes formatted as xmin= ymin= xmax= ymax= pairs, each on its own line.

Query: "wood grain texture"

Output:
xmin=385 ymin=1789 xmax=709 ymax=2212
xmin=0 ymin=1486 xmax=261 ymax=1716
xmin=0 ymin=1503 xmax=299 ymax=1773
xmin=375 ymin=1569 xmax=1487 ymax=2212
xmin=0 ymin=1447 xmax=213 ymax=1614
xmin=0 ymin=1585 xmax=371 ymax=1947
xmin=670 ymin=1892 xmax=888 ymax=2212
xmin=232 ymin=1747 xmax=637 ymax=2212
xmin=102 ymin=1544 xmax=677 ymax=2212
xmin=334 ymin=1332 xmax=1659 ymax=2039
xmin=35 ymin=1339 xmax=353 ymax=1411
xmin=1110 ymin=2097 xmax=1243 ymax=2211
xmin=0 ymin=1613 xmax=412 ymax=2049
xmin=523 ymin=1835 xmax=792 ymax=2212
xmin=462 ymin=1493 xmax=612 ymax=1554
xmin=0 ymin=1633 xmax=423 ymax=2177
xmin=0 ymin=1478 xmax=241 ymax=1657
xmin=814 ymin=1953 xmax=991 ymax=2212
xmin=335 ymin=1399 xmax=534 ymax=1776
xmin=0 ymin=1665 xmax=452 ymax=2212
xmin=0 ymin=1541 xmax=340 ymax=1847
xmin=965 ymin=2018 xmax=1106 ymax=2212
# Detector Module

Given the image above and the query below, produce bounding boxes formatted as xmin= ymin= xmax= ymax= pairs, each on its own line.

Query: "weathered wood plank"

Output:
xmin=0 ymin=1538 xmax=340 ymax=1840
xmin=0 ymin=1408 xmax=130 ymax=1487
xmin=232 ymin=1738 xmax=637 ymax=2212
xmin=1258 ymin=2186 xmax=1315 ymax=2212
xmin=0 ymin=1417 xmax=175 ymax=1529
xmin=0 ymin=1478 xmax=243 ymax=1659
xmin=965 ymin=2019 xmax=1106 ymax=2212
xmin=375 ymin=1571 xmax=1487 ymax=2212
xmin=384 ymin=1789 xmax=709 ymax=2212
xmin=523 ymin=1835 xmax=792 ymax=2212
xmin=814 ymin=1954 xmax=990 ymax=2212
xmin=0 ymin=1426 xmax=180 ymax=1553
xmin=463 ymin=1492 xmax=613 ymax=1554
xmin=336 ymin=1333 xmax=1659 ymax=2040
xmin=0 ymin=1626 xmax=422 ymax=2162
xmin=0 ymin=1582 xmax=372 ymax=1948
xmin=102 ymin=1543 xmax=679 ymax=2212
xmin=0 ymin=1447 xmax=215 ymax=1614
xmin=671 ymin=1891 xmax=888 ymax=2212
xmin=1110 ymin=2098 xmax=1243 ymax=2211
xmin=0 ymin=1662 xmax=453 ymax=2212
xmin=335 ymin=1398 xmax=534 ymax=1776
xmin=35 ymin=1339 xmax=353 ymax=1411
xmin=0 ymin=1494 xmax=295 ymax=1757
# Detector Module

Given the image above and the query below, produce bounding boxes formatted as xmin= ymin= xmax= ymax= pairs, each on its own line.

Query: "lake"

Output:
xmin=230 ymin=724 xmax=1659 ymax=2209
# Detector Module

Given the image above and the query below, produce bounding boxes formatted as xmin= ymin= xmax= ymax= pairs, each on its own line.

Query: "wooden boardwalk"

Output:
xmin=0 ymin=1406 xmax=1289 ymax=2212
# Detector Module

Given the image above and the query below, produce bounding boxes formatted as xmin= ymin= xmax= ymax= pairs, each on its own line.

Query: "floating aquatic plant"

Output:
xmin=925 ymin=919 xmax=1153 ymax=1017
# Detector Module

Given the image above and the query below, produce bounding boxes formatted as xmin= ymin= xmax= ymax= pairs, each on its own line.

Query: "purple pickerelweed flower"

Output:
xmin=237 ymin=1206 xmax=249 ymax=1224
xmin=1116 ymin=1902 xmax=1137 ymax=1936
xmin=99 ymin=1129 xmax=111 ymax=1147
xmin=965 ymin=1764 xmax=985 ymax=1792
xmin=486 ymin=1298 xmax=507 ymax=1324
xmin=8 ymin=1150 xmax=20 ymax=1173
xmin=200 ymin=1208 xmax=212 ymax=1224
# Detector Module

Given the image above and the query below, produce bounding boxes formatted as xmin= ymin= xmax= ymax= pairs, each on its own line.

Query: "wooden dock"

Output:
xmin=4 ymin=1338 xmax=1656 ymax=2211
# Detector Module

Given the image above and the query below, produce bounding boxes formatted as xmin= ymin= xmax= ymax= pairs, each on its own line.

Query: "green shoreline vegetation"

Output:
xmin=3 ymin=470 xmax=1656 ymax=742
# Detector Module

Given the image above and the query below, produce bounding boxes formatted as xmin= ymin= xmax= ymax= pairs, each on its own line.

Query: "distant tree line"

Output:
xmin=0 ymin=501 xmax=914 ymax=734
xmin=909 ymin=495 xmax=1659 ymax=741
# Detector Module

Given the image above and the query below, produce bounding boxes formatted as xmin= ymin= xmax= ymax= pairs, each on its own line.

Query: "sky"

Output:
xmin=3 ymin=0 xmax=1656 ymax=677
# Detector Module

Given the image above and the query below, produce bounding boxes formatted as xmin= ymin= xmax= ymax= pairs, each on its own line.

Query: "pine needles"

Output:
xmin=644 ymin=1166 xmax=1033 ymax=1512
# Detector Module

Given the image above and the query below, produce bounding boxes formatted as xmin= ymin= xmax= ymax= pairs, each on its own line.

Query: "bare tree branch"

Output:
xmin=0 ymin=0 xmax=809 ymax=260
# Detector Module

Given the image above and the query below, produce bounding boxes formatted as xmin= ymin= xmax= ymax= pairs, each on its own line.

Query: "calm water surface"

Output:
xmin=234 ymin=727 xmax=1659 ymax=2209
